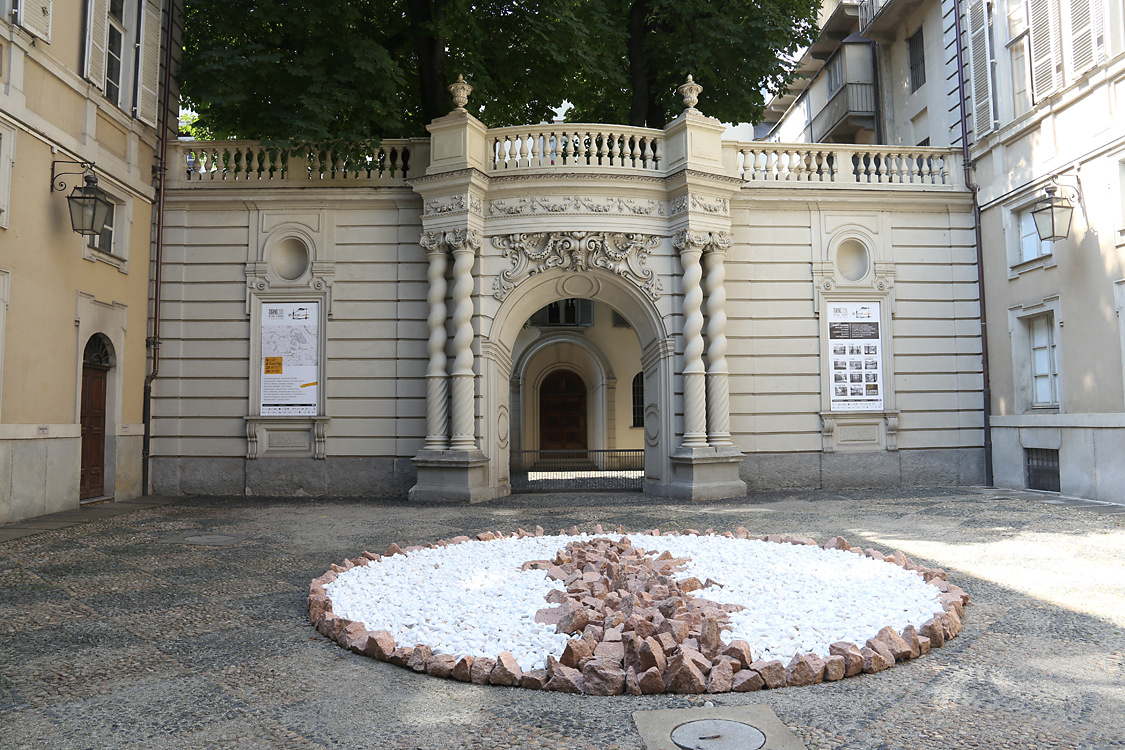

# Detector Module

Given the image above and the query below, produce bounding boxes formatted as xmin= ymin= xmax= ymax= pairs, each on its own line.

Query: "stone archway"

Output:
xmin=480 ymin=268 xmax=676 ymax=499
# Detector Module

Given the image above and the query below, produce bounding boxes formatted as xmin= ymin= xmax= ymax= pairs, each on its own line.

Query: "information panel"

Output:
xmin=827 ymin=301 xmax=884 ymax=412
xmin=260 ymin=302 xmax=319 ymax=416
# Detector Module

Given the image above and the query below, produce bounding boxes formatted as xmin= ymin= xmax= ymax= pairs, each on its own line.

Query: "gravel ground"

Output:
xmin=1 ymin=486 xmax=1123 ymax=750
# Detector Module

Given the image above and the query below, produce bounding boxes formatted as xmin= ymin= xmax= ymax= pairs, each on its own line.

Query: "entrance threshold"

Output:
xmin=510 ymin=449 xmax=644 ymax=493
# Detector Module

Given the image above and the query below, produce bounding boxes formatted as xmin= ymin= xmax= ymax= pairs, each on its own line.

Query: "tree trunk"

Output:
xmin=627 ymin=0 xmax=649 ymax=128
xmin=646 ymin=89 xmax=666 ymax=129
xmin=408 ymin=0 xmax=448 ymax=125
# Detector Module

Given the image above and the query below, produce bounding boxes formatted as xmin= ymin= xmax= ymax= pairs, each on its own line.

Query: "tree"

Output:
xmin=180 ymin=0 xmax=818 ymax=143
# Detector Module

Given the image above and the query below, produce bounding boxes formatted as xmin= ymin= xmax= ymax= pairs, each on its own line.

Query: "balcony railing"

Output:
xmin=168 ymin=124 xmax=962 ymax=190
xmin=728 ymin=143 xmax=955 ymax=187
xmin=488 ymin=125 xmax=663 ymax=172
xmin=811 ymin=83 xmax=876 ymax=142
xmin=173 ymin=139 xmax=419 ymax=185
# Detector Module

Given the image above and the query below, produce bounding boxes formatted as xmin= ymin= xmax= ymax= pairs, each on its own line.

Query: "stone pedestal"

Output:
xmin=409 ymin=450 xmax=493 ymax=503
xmin=663 ymin=445 xmax=746 ymax=502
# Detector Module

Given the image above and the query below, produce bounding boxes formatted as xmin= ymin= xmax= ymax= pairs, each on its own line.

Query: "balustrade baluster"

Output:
xmin=650 ymin=137 xmax=660 ymax=169
xmin=530 ymin=134 xmax=541 ymax=167
xmin=596 ymin=132 xmax=608 ymax=165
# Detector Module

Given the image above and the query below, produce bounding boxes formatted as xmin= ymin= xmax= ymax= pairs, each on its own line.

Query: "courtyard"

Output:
xmin=1 ymin=487 xmax=1123 ymax=750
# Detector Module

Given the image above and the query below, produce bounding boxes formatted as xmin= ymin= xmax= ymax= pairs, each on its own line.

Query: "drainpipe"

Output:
xmin=870 ymin=41 xmax=884 ymax=144
xmin=953 ymin=0 xmax=994 ymax=487
xmin=142 ymin=0 xmax=179 ymax=495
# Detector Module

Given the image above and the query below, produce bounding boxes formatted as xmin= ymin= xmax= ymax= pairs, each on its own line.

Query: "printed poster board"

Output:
xmin=828 ymin=300 xmax=884 ymax=412
xmin=260 ymin=302 xmax=318 ymax=415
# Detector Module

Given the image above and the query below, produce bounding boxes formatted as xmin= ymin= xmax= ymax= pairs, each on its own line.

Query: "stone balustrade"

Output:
xmin=487 ymin=125 xmax=663 ymax=171
xmin=726 ymin=142 xmax=959 ymax=188
xmin=167 ymin=132 xmax=962 ymax=190
xmin=172 ymin=139 xmax=419 ymax=184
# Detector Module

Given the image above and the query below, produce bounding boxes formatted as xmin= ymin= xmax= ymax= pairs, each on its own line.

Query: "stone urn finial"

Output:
xmin=449 ymin=75 xmax=473 ymax=111
xmin=678 ymin=74 xmax=703 ymax=113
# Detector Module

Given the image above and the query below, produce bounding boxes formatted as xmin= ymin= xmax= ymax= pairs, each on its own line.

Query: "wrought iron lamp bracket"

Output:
xmin=50 ymin=160 xmax=96 ymax=192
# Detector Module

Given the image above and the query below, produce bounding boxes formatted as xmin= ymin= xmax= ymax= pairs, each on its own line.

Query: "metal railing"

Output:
xmin=510 ymin=449 xmax=644 ymax=492
xmin=811 ymin=82 xmax=876 ymax=142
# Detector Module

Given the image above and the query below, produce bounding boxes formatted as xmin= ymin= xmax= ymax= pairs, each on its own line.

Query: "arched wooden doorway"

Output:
xmin=80 ymin=335 xmax=113 ymax=500
xmin=539 ymin=369 xmax=587 ymax=450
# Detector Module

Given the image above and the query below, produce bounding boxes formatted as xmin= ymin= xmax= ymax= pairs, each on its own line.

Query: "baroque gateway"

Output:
xmin=151 ymin=83 xmax=984 ymax=501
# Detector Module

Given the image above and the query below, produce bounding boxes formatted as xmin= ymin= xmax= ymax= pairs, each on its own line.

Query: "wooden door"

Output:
xmin=80 ymin=365 xmax=108 ymax=499
xmin=539 ymin=369 xmax=587 ymax=450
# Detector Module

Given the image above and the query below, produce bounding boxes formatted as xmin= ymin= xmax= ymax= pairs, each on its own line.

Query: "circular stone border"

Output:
xmin=308 ymin=525 xmax=969 ymax=695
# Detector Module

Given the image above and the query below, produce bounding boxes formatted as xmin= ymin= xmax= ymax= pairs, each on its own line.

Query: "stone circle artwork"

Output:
xmin=308 ymin=526 xmax=968 ymax=695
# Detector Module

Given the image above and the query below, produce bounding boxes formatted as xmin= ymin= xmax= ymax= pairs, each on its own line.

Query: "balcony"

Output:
xmin=167 ymin=121 xmax=961 ymax=191
xmin=811 ymin=82 xmax=877 ymax=142
xmin=860 ymin=0 xmax=929 ymax=43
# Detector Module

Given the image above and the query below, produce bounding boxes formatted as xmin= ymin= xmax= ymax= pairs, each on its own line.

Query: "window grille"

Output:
xmin=1026 ymin=448 xmax=1060 ymax=492
xmin=632 ymin=372 xmax=644 ymax=428
xmin=529 ymin=299 xmax=594 ymax=327
xmin=909 ymin=28 xmax=927 ymax=91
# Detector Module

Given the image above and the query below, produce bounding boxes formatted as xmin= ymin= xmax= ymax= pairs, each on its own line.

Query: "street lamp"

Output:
xmin=1031 ymin=184 xmax=1075 ymax=242
xmin=51 ymin=161 xmax=113 ymax=237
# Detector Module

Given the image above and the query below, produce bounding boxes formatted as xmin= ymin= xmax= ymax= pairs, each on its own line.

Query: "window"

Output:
xmin=105 ymin=1 xmax=126 ymax=105
xmin=1019 ymin=208 xmax=1052 ymax=262
xmin=826 ymin=54 xmax=843 ymax=95
xmin=0 ymin=123 xmax=13 ymax=229
xmin=529 ymin=299 xmax=593 ymax=327
xmin=908 ymin=28 xmax=926 ymax=92
xmin=1026 ymin=448 xmax=1060 ymax=491
xmin=92 ymin=202 xmax=115 ymax=254
xmin=631 ymin=372 xmax=644 ymax=428
xmin=84 ymin=0 xmax=161 ymax=126
xmin=82 ymin=192 xmax=130 ymax=270
xmin=1007 ymin=0 xmax=1034 ymax=118
xmin=1029 ymin=314 xmax=1058 ymax=406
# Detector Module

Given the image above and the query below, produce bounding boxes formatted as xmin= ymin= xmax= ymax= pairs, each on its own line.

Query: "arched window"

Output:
xmin=632 ymin=372 xmax=644 ymax=428
xmin=83 ymin=334 xmax=113 ymax=368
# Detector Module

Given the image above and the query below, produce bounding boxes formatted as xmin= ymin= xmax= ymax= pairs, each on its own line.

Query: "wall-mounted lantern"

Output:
xmin=1031 ymin=182 xmax=1077 ymax=243
xmin=51 ymin=161 xmax=113 ymax=237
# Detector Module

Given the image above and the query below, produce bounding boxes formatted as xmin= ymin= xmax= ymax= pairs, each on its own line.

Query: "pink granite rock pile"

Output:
xmin=307 ymin=527 xmax=970 ymax=695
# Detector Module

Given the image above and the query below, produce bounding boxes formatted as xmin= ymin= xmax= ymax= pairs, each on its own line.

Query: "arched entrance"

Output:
xmin=539 ymin=369 xmax=587 ymax=450
xmin=479 ymin=269 xmax=677 ymax=498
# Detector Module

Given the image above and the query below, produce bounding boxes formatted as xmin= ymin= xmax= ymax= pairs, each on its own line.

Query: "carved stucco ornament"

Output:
xmin=492 ymin=231 xmax=663 ymax=301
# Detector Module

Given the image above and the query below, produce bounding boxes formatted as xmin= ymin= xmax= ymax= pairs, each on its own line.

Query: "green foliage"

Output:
xmin=181 ymin=0 xmax=819 ymax=143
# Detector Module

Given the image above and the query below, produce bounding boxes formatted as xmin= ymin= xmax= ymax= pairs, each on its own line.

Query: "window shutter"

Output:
xmin=136 ymin=0 xmax=162 ymax=127
xmin=1030 ymin=0 xmax=1060 ymax=100
xmin=84 ymin=0 xmax=110 ymax=91
xmin=1069 ymin=0 xmax=1096 ymax=74
xmin=17 ymin=0 xmax=52 ymax=42
xmin=967 ymin=0 xmax=995 ymax=138
xmin=1093 ymin=0 xmax=1105 ymax=64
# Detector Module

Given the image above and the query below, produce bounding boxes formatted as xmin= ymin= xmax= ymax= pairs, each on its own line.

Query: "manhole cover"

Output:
xmin=160 ymin=532 xmax=250 ymax=547
xmin=670 ymin=719 xmax=766 ymax=750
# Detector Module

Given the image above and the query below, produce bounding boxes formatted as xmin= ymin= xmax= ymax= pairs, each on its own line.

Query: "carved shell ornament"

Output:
xmin=491 ymin=232 xmax=663 ymax=301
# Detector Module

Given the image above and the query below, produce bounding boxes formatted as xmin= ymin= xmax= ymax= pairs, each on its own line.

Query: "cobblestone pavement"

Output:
xmin=1 ymin=487 xmax=1123 ymax=750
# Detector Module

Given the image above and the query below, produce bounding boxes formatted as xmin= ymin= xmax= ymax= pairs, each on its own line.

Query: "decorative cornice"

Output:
xmin=488 ymin=195 xmax=665 ymax=217
xmin=491 ymin=231 xmax=663 ymax=301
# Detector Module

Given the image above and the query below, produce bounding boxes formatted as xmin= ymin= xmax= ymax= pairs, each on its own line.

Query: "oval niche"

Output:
xmin=273 ymin=237 xmax=311 ymax=281
xmin=836 ymin=239 xmax=871 ymax=282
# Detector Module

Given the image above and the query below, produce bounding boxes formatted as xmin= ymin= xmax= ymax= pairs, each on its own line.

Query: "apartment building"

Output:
xmin=764 ymin=0 xmax=1125 ymax=502
xmin=0 ymin=0 xmax=177 ymax=522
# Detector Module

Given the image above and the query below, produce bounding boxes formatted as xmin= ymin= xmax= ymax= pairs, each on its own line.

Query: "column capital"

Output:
xmin=445 ymin=228 xmax=482 ymax=252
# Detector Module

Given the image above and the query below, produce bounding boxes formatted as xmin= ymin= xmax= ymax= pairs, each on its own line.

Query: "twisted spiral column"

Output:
xmin=448 ymin=231 xmax=479 ymax=451
xmin=704 ymin=234 xmax=733 ymax=446
xmin=676 ymin=231 xmax=708 ymax=448
xmin=422 ymin=234 xmax=449 ymax=451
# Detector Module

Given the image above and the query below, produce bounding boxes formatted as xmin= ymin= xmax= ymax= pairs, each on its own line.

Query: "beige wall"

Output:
xmin=0 ymin=8 xmax=163 ymax=520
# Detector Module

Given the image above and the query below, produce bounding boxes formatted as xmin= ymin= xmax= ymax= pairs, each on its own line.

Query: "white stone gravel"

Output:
xmin=325 ymin=534 xmax=944 ymax=672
